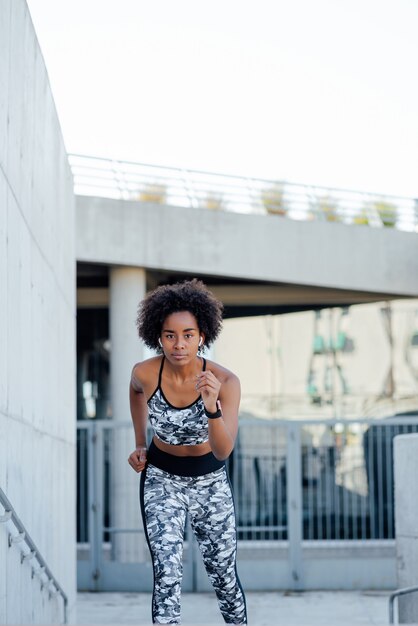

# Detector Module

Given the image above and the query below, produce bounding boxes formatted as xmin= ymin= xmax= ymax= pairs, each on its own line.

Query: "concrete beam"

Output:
xmin=76 ymin=196 xmax=418 ymax=298
xmin=76 ymin=283 xmax=395 ymax=311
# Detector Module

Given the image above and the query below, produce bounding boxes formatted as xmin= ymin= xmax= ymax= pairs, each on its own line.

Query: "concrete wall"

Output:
xmin=76 ymin=196 xmax=418 ymax=297
xmin=0 ymin=0 xmax=76 ymax=623
xmin=394 ymin=434 xmax=418 ymax=623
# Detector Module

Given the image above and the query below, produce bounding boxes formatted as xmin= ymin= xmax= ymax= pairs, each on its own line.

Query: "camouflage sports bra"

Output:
xmin=146 ymin=357 xmax=209 ymax=446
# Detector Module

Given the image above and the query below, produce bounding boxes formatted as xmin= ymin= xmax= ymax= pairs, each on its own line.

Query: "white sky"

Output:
xmin=27 ymin=0 xmax=418 ymax=197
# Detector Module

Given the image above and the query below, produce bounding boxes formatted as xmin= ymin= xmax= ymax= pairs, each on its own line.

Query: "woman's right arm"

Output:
xmin=128 ymin=365 xmax=148 ymax=473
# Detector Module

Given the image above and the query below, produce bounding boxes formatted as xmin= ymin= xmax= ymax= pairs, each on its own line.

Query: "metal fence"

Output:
xmin=77 ymin=416 xmax=418 ymax=591
xmin=69 ymin=154 xmax=418 ymax=232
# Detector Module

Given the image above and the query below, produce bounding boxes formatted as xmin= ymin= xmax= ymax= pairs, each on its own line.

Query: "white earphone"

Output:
xmin=158 ymin=338 xmax=163 ymax=347
xmin=199 ymin=337 xmax=203 ymax=347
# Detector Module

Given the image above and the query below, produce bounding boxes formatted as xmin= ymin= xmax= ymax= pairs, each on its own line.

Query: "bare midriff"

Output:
xmin=153 ymin=436 xmax=212 ymax=457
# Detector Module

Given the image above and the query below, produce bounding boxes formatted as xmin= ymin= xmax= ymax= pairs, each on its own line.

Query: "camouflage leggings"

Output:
xmin=140 ymin=462 xmax=247 ymax=624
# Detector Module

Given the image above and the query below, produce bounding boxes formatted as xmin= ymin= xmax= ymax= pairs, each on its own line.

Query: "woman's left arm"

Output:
xmin=196 ymin=369 xmax=240 ymax=460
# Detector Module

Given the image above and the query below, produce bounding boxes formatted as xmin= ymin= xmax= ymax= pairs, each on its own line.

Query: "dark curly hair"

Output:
xmin=136 ymin=279 xmax=224 ymax=351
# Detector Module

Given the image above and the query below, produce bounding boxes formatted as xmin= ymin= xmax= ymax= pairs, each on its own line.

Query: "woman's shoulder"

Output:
xmin=131 ymin=355 xmax=162 ymax=384
xmin=205 ymin=358 xmax=239 ymax=385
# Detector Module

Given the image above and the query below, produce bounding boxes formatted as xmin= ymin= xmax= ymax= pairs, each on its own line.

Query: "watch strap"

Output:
xmin=204 ymin=407 xmax=223 ymax=419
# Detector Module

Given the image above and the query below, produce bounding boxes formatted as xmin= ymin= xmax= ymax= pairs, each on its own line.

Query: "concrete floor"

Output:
xmin=76 ymin=590 xmax=392 ymax=625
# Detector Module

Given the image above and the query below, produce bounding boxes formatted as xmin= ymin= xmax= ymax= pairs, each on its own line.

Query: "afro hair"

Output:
xmin=136 ymin=279 xmax=224 ymax=351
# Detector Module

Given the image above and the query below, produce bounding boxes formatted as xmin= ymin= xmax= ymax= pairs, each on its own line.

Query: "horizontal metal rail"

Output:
xmin=389 ymin=585 xmax=418 ymax=623
xmin=69 ymin=153 xmax=418 ymax=232
xmin=76 ymin=415 xmax=418 ymax=428
xmin=77 ymin=416 xmax=418 ymax=590
xmin=0 ymin=488 xmax=68 ymax=623
xmin=77 ymin=416 xmax=418 ymax=542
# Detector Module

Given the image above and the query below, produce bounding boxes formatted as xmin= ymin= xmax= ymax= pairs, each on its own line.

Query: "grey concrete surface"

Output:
xmin=76 ymin=590 xmax=391 ymax=625
xmin=394 ymin=434 xmax=418 ymax=623
xmin=109 ymin=267 xmax=147 ymax=566
xmin=76 ymin=195 xmax=418 ymax=298
xmin=0 ymin=0 xmax=76 ymax=623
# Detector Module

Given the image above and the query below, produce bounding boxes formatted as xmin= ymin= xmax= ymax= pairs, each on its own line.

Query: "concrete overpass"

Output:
xmin=76 ymin=192 xmax=418 ymax=317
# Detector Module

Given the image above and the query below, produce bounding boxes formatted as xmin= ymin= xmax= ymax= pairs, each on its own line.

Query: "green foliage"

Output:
xmin=353 ymin=208 xmax=369 ymax=225
xmin=373 ymin=200 xmax=397 ymax=227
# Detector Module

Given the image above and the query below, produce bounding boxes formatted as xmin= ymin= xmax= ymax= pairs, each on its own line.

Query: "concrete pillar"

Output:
xmin=109 ymin=266 xmax=147 ymax=562
xmin=394 ymin=433 xmax=418 ymax=623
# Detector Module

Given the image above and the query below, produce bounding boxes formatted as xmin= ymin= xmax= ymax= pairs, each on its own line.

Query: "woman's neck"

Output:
xmin=164 ymin=355 xmax=202 ymax=384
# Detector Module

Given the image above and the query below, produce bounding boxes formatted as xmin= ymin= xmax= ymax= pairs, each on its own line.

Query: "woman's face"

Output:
xmin=160 ymin=311 xmax=203 ymax=365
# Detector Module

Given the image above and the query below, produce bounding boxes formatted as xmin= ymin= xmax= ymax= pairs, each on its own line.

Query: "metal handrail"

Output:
xmin=389 ymin=585 xmax=418 ymax=623
xmin=69 ymin=153 xmax=418 ymax=232
xmin=0 ymin=487 xmax=68 ymax=623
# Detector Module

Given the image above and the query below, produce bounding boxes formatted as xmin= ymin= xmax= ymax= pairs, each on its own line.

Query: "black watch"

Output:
xmin=204 ymin=406 xmax=223 ymax=419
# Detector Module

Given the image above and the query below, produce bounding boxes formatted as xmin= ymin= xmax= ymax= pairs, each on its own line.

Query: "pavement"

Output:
xmin=76 ymin=590 xmax=393 ymax=625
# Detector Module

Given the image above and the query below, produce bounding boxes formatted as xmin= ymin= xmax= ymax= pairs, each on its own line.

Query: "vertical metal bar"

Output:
xmin=306 ymin=441 xmax=312 ymax=540
xmin=269 ymin=426 xmax=274 ymax=540
xmin=86 ymin=422 xmax=97 ymax=590
xmin=347 ymin=432 xmax=354 ymax=540
xmin=342 ymin=432 xmax=349 ymax=540
xmin=182 ymin=169 xmax=196 ymax=209
xmin=308 ymin=441 xmax=315 ymax=539
xmin=376 ymin=426 xmax=384 ymax=538
xmin=368 ymin=425 xmax=376 ymax=539
xmin=351 ymin=439 xmax=358 ymax=540
xmin=325 ymin=442 xmax=331 ymax=539
xmin=330 ymin=433 xmax=337 ymax=539
xmin=80 ymin=428 xmax=88 ymax=542
xmin=333 ymin=426 xmax=341 ymax=540
xmin=95 ymin=424 xmax=105 ymax=587
xmin=264 ymin=442 xmax=268 ymax=541
xmin=385 ymin=424 xmax=393 ymax=539
xmin=88 ymin=421 xmax=103 ymax=590
xmin=251 ymin=443 xmax=257 ymax=541
xmin=280 ymin=427 xmax=286 ymax=540
xmin=270 ymin=433 xmax=276 ymax=541
xmin=317 ymin=439 xmax=324 ymax=540
xmin=286 ymin=422 xmax=303 ymax=589
xmin=360 ymin=424 xmax=367 ymax=540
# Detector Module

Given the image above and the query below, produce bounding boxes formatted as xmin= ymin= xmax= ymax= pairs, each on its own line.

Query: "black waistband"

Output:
xmin=146 ymin=440 xmax=224 ymax=477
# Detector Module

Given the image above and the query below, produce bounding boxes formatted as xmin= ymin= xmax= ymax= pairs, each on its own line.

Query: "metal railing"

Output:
xmin=69 ymin=153 xmax=418 ymax=232
xmin=389 ymin=586 xmax=418 ymax=624
xmin=0 ymin=488 xmax=68 ymax=623
xmin=77 ymin=416 xmax=418 ymax=543
xmin=77 ymin=416 xmax=418 ymax=590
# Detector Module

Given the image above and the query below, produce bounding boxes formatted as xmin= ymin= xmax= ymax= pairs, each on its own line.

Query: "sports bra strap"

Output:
xmin=158 ymin=356 xmax=165 ymax=387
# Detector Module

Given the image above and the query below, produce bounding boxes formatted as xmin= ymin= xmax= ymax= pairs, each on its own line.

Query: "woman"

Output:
xmin=128 ymin=279 xmax=247 ymax=625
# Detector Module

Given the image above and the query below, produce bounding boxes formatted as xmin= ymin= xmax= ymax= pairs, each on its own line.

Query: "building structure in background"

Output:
xmin=73 ymin=161 xmax=418 ymax=592
xmin=219 ymin=299 xmax=418 ymax=420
